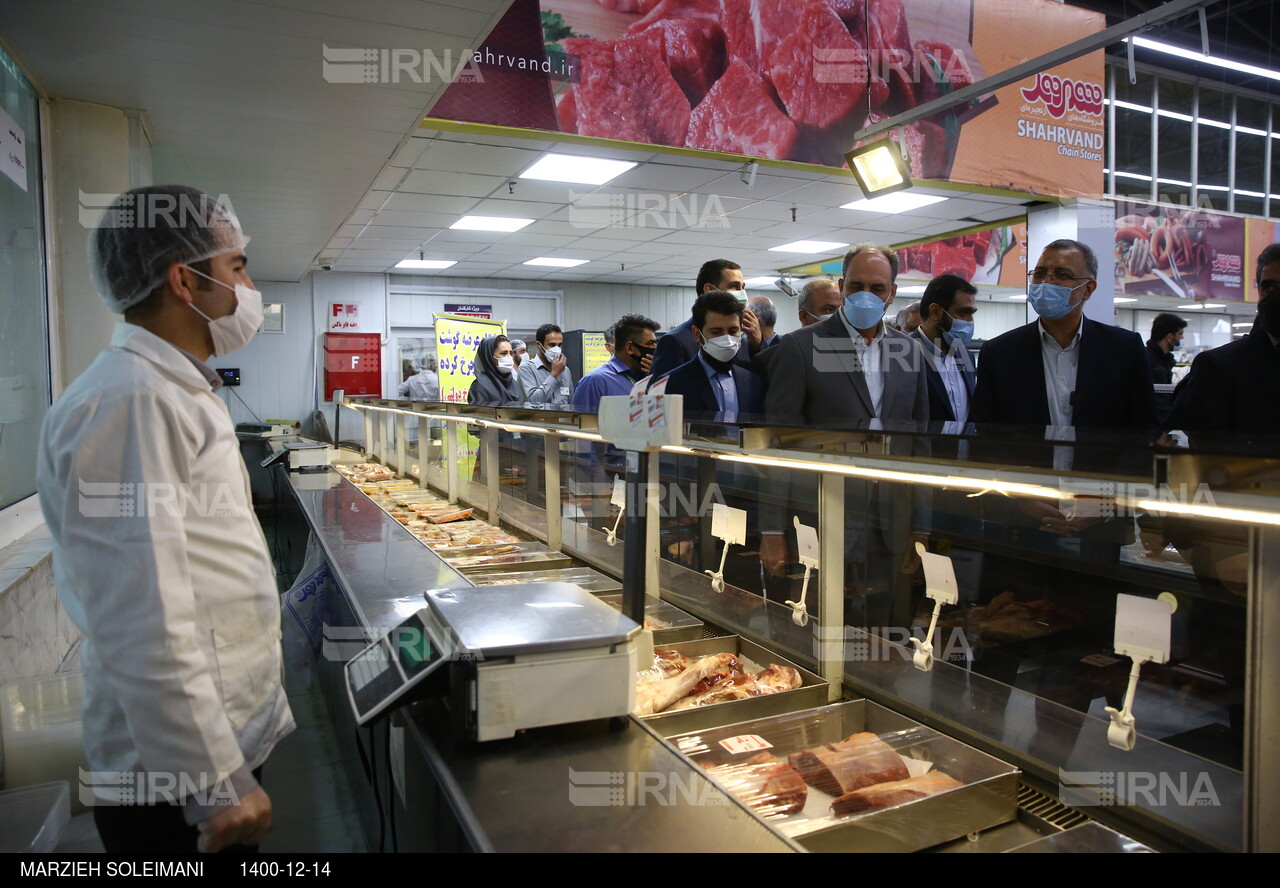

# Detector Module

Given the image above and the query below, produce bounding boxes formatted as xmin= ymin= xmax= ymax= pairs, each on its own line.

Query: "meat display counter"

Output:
xmin=287 ymin=397 xmax=1278 ymax=853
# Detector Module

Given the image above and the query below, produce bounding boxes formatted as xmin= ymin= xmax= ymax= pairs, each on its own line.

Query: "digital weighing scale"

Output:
xmin=344 ymin=582 xmax=641 ymax=740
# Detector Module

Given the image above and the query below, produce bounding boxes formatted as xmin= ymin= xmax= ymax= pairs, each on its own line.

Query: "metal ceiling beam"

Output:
xmin=856 ymin=0 xmax=1225 ymax=142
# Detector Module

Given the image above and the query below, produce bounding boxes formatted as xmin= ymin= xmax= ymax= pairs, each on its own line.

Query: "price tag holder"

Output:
xmin=719 ymin=734 xmax=774 ymax=755
xmin=710 ymin=503 xmax=747 ymax=546
xmin=646 ymin=376 xmax=668 ymax=433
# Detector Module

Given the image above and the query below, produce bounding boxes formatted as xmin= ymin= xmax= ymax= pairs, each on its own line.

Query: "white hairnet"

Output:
xmin=88 ymin=185 xmax=250 ymax=313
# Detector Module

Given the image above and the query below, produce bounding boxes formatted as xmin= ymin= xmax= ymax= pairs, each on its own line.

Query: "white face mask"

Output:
xmin=496 ymin=355 xmax=515 ymax=374
xmin=701 ymin=334 xmax=741 ymax=363
xmin=183 ymin=266 xmax=263 ymax=357
xmin=543 ymin=345 xmax=562 ymax=362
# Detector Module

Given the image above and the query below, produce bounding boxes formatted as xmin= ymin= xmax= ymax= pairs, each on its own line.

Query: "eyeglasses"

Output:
xmin=1029 ymin=269 xmax=1092 ymax=285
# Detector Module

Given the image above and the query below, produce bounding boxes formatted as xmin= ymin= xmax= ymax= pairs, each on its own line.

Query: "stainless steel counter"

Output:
xmin=283 ymin=468 xmax=800 ymax=853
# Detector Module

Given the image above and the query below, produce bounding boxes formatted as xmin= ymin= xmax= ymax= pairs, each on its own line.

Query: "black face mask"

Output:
xmin=627 ymin=343 xmax=655 ymax=376
xmin=1258 ymin=298 xmax=1280 ymax=339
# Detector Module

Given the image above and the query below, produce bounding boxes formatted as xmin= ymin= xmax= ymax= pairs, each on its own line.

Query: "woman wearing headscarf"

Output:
xmin=467 ymin=334 xmax=523 ymax=407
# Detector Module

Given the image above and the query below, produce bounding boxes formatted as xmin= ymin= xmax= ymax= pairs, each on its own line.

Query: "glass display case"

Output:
xmin=339 ymin=396 xmax=1278 ymax=853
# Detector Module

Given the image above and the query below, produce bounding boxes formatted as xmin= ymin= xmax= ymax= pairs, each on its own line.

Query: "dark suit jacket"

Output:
xmin=764 ymin=315 xmax=931 ymax=550
xmin=660 ymin=354 xmax=765 ymax=417
xmin=1166 ymin=318 xmax=1280 ymax=435
xmin=652 ymin=318 xmax=752 ymax=379
xmin=911 ymin=329 xmax=976 ymax=422
xmin=970 ymin=318 xmax=1156 ymax=431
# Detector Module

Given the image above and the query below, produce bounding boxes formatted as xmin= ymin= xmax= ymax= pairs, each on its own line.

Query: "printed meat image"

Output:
xmin=545 ymin=0 xmax=988 ymax=171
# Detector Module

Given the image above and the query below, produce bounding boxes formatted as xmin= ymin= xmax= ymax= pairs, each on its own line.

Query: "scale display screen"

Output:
xmin=345 ymin=610 xmax=447 ymax=724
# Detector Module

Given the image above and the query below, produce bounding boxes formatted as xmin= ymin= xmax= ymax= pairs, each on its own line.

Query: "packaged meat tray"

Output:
xmin=664 ymin=700 xmax=1019 ymax=853
xmin=468 ymin=567 xmax=623 ymax=594
xmin=635 ymin=637 xmax=826 ymax=737
xmin=453 ymin=551 xmax=574 ymax=573
xmin=597 ymin=593 xmax=705 ymax=643
xmin=436 ymin=541 xmax=550 ymax=561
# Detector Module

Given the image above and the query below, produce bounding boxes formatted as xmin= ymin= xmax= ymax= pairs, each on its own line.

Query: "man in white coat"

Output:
xmin=37 ymin=186 xmax=293 ymax=854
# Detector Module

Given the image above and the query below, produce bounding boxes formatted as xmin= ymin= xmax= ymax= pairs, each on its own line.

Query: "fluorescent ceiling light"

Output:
xmin=450 ymin=215 xmax=534 ymax=232
xmin=519 ymin=153 xmax=637 ymax=185
xmin=524 ymin=257 xmax=589 ymax=268
xmin=841 ymin=193 xmax=948 ymax=213
xmin=769 ymin=240 xmax=845 ymax=253
xmin=1113 ymin=296 xmax=1138 ymax=303
xmin=1008 ymin=294 xmax=1027 ymax=300
xmin=896 ymin=285 xmax=927 ymax=294
xmin=1178 ymin=304 xmax=1204 ymax=310
xmin=1232 ymin=322 xmax=1254 ymax=328
xmin=1128 ymin=36 xmax=1280 ymax=84
xmin=1200 ymin=303 xmax=1226 ymax=309
xmin=394 ymin=259 xmax=456 ymax=269
xmin=744 ymin=276 xmax=779 ymax=287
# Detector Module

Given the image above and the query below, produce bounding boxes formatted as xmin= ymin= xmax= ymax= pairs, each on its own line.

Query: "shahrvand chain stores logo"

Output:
xmin=1017 ymin=71 xmax=1104 ymax=162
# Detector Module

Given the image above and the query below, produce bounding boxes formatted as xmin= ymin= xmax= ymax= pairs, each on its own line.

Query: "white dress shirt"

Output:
xmin=838 ymin=312 xmax=886 ymax=417
xmin=37 ymin=324 xmax=294 ymax=817
xmin=1039 ymin=318 xmax=1084 ymax=471
xmin=920 ymin=334 xmax=970 ymax=423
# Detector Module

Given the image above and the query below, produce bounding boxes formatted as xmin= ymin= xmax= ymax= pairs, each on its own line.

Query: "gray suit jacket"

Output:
xmin=763 ymin=315 xmax=931 ymax=551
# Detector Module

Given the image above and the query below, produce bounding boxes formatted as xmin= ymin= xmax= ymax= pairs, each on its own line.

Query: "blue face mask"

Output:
xmin=1027 ymin=282 xmax=1085 ymax=321
xmin=945 ymin=315 xmax=975 ymax=346
xmin=842 ymin=290 xmax=887 ymax=330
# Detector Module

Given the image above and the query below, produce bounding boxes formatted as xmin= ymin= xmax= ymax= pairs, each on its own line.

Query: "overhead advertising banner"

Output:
xmin=1244 ymin=218 xmax=1278 ymax=303
xmin=898 ymin=223 xmax=1027 ymax=286
xmin=1113 ymin=200 xmax=1249 ymax=303
xmin=426 ymin=0 xmax=1104 ymax=198
xmin=434 ymin=313 xmax=507 ymax=402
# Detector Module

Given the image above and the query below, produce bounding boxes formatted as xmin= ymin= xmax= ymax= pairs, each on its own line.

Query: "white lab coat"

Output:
xmin=37 ymin=323 xmax=293 ymax=814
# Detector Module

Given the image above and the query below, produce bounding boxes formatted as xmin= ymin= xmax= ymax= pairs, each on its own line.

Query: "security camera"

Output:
xmin=320 ymin=264 xmax=333 ymax=272
xmin=774 ymin=277 xmax=797 ymax=299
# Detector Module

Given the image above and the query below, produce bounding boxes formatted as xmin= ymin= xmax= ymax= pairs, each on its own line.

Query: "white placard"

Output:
xmin=710 ymin=503 xmax=747 ymax=546
xmin=1113 ymin=593 xmax=1172 ymax=664
xmin=719 ymin=734 xmax=773 ymax=755
xmin=646 ymin=375 xmax=668 ymax=432
xmin=0 ymin=105 xmax=28 ymax=192
xmin=610 ymin=475 xmax=626 ymax=508
xmin=793 ymin=517 xmax=819 ymax=568
xmin=627 ymin=377 xmax=648 ymax=426
xmin=916 ymin=544 xmax=959 ymax=605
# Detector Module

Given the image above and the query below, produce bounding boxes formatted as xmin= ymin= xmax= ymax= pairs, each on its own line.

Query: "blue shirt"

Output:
xmin=698 ymin=352 xmax=739 ymax=416
xmin=571 ymin=356 xmax=641 ymax=414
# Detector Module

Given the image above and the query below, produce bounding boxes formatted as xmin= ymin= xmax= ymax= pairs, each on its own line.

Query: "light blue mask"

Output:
xmin=945 ymin=315 xmax=975 ymax=346
xmin=842 ymin=290 xmax=887 ymax=330
xmin=1027 ymin=282 xmax=1084 ymax=321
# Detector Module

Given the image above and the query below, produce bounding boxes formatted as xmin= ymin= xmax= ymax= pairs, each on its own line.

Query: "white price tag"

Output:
xmin=718 ymin=734 xmax=773 ymax=755
xmin=646 ymin=376 xmax=668 ymax=432
xmin=610 ymin=476 xmax=626 ymax=508
xmin=916 ymin=544 xmax=959 ymax=605
xmin=794 ymin=517 xmax=819 ymax=568
xmin=628 ymin=377 xmax=648 ymax=426
xmin=1113 ymin=593 xmax=1171 ymax=664
xmin=710 ymin=503 xmax=747 ymax=546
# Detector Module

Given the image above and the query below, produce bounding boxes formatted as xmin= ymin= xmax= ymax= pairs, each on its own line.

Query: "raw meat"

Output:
xmin=565 ymin=31 xmax=692 ymax=146
xmin=787 ymin=731 xmax=910 ymax=797
xmin=930 ymin=243 xmax=977 ymax=281
xmin=637 ymin=17 xmax=726 ymax=106
xmin=866 ymin=0 xmax=914 ymax=114
xmin=627 ymin=0 xmax=721 ymax=33
xmin=830 ymin=770 xmax=965 ymax=815
xmin=765 ymin=1 xmax=866 ymax=136
xmin=635 ymin=650 xmax=802 ymax=713
xmin=425 ymin=508 xmax=474 ymax=524
xmin=686 ymin=60 xmax=798 ymax=159
xmin=555 ymin=89 xmax=577 ymax=133
xmin=705 ymin=752 xmax=808 ymax=816
xmin=634 ymin=653 xmax=740 ymax=715
xmin=913 ymin=38 xmax=975 ymax=109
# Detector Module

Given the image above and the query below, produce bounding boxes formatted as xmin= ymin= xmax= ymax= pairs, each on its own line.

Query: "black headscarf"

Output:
xmin=468 ymin=335 xmax=523 ymax=406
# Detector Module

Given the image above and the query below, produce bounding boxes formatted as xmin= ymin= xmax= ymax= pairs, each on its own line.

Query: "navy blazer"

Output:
xmin=659 ymin=354 xmax=765 ymax=417
xmin=651 ymin=318 xmax=752 ymax=379
xmin=970 ymin=318 xmax=1156 ymax=431
xmin=911 ymin=329 xmax=976 ymax=422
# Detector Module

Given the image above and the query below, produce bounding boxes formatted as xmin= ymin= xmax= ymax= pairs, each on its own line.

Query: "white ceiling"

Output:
xmin=327 ymin=126 xmax=1037 ymax=287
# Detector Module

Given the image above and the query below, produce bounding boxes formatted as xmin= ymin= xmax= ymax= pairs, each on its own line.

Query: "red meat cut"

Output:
xmin=766 ymin=0 xmax=867 ymax=137
xmin=867 ymin=0 xmax=914 ymax=114
xmin=686 ymin=60 xmax=799 ymax=159
xmin=719 ymin=0 xmax=804 ymax=74
xmin=636 ymin=17 xmax=726 ymax=106
xmin=931 ymin=243 xmax=977 ymax=281
xmin=564 ymin=31 xmax=692 ymax=146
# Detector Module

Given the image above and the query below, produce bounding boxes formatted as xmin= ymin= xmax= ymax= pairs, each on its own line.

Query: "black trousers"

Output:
xmin=92 ymin=767 xmax=264 ymax=856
